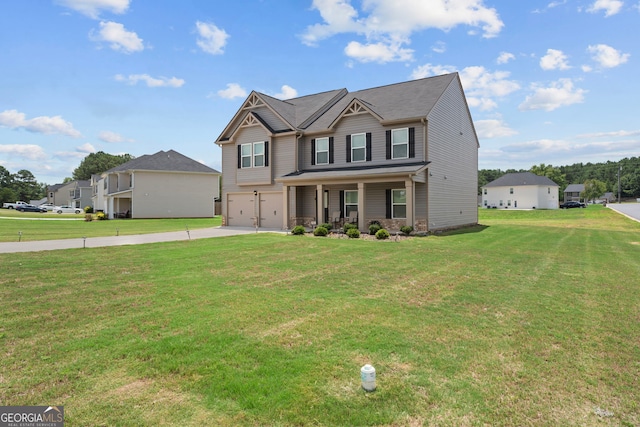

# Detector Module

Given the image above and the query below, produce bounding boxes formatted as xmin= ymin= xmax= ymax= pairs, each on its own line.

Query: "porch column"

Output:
xmin=405 ymin=179 xmax=414 ymax=227
xmin=316 ymin=184 xmax=323 ymax=226
xmin=108 ymin=196 xmax=114 ymax=219
xmin=358 ymin=182 xmax=366 ymax=231
xmin=282 ymin=185 xmax=290 ymax=230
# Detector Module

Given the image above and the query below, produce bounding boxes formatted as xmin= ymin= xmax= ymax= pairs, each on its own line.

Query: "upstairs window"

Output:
xmin=392 ymin=128 xmax=408 ymax=159
xmin=241 ymin=143 xmax=252 ymax=168
xmin=238 ymin=141 xmax=269 ymax=168
xmin=351 ymin=133 xmax=366 ymax=162
xmin=315 ymin=137 xmax=329 ymax=165
xmin=510 ymin=188 xmax=514 ymax=194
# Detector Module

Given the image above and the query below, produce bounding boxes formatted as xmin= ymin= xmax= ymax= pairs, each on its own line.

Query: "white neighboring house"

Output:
xmin=93 ymin=150 xmax=220 ymax=219
xmin=482 ymin=172 xmax=559 ymax=209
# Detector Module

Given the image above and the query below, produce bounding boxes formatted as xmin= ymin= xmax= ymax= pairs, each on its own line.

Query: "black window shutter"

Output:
xmin=346 ymin=135 xmax=351 ymax=163
xmin=385 ymin=189 xmax=392 ymax=219
xmin=311 ymin=139 xmax=316 ymax=165
xmin=366 ymin=133 xmax=372 ymax=161
xmin=409 ymin=127 xmax=415 ymax=158
xmin=264 ymin=141 xmax=269 ymax=166
xmin=339 ymin=190 xmax=344 ymax=218
xmin=329 ymin=137 xmax=334 ymax=164
xmin=237 ymin=145 xmax=241 ymax=169
xmin=386 ymin=130 xmax=392 ymax=159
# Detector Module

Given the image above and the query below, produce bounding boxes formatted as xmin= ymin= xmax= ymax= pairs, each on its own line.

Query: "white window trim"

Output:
xmin=392 ymin=128 xmax=409 ymax=160
xmin=241 ymin=143 xmax=252 ymax=168
xmin=344 ymin=190 xmax=358 ymax=215
xmin=316 ymin=137 xmax=329 ymax=165
xmin=253 ymin=141 xmax=265 ymax=168
xmin=351 ymin=133 xmax=366 ymax=163
xmin=391 ymin=189 xmax=407 ymax=219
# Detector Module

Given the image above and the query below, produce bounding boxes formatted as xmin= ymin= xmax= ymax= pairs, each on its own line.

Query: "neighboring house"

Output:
xmin=70 ymin=180 xmax=92 ymax=209
xmin=215 ymin=72 xmax=479 ymax=232
xmin=95 ymin=150 xmax=220 ymax=219
xmin=564 ymin=184 xmax=614 ymax=203
xmin=564 ymin=184 xmax=584 ymax=202
xmin=91 ymin=174 xmax=106 ymax=213
xmin=482 ymin=172 xmax=559 ymax=209
xmin=47 ymin=181 xmax=76 ymax=207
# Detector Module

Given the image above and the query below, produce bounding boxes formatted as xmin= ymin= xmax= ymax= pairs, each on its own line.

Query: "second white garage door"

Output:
xmin=258 ymin=192 xmax=282 ymax=229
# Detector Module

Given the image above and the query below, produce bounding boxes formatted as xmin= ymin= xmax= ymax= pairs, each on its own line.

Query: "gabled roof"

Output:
xmin=105 ymin=150 xmax=220 ymax=174
xmin=564 ymin=184 xmax=585 ymax=192
xmin=483 ymin=172 xmax=558 ymax=187
xmin=215 ymin=73 xmax=462 ymax=143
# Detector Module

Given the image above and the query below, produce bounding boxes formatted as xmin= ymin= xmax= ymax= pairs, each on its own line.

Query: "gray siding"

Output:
xmin=301 ymin=114 xmax=424 ymax=170
xmin=426 ymin=79 xmax=478 ymax=230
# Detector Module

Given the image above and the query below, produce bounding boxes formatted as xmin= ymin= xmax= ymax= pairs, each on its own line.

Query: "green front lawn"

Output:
xmin=0 ymin=209 xmax=221 ymax=242
xmin=1 ymin=206 xmax=638 ymax=426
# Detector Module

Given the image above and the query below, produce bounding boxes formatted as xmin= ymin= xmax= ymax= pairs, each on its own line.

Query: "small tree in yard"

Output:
xmin=582 ymin=179 xmax=607 ymax=203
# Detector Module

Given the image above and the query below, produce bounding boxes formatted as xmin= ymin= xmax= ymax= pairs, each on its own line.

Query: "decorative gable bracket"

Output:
xmin=328 ymin=98 xmax=383 ymax=129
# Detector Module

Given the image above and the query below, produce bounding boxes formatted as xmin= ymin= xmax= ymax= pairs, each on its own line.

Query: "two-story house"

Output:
xmin=215 ymin=73 xmax=479 ymax=232
xmin=94 ymin=150 xmax=220 ymax=219
xmin=482 ymin=172 xmax=559 ymax=209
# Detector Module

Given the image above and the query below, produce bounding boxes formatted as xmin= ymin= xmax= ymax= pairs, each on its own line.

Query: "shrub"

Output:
xmin=375 ymin=228 xmax=390 ymax=240
xmin=346 ymin=228 xmax=360 ymax=239
xmin=319 ymin=222 xmax=332 ymax=231
xmin=369 ymin=223 xmax=381 ymax=235
xmin=291 ymin=225 xmax=306 ymax=235
xmin=84 ymin=206 xmax=94 ymax=213
xmin=313 ymin=226 xmax=328 ymax=236
xmin=400 ymin=225 xmax=413 ymax=235
xmin=343 ymin=222 xmax=358 ymax=233
xmin=96 ymin=212 xmax=107 ymax=221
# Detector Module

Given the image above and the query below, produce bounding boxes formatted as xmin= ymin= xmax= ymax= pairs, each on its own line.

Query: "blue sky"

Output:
xmin=0 ymin=0 xmax=637 ymax=184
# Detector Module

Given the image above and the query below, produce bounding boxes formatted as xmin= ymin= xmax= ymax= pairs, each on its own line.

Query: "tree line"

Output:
xmin=0 ymin=152 xmax=134 ymax=206
xmin=479 ymin=157 xmax=640 ymax=200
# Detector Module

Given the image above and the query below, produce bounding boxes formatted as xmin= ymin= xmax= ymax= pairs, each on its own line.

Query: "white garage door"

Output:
xmin=259 ymin=193 xmax=282 ymax=229
xmin=227 ymin=193 xmax=255 ymax=227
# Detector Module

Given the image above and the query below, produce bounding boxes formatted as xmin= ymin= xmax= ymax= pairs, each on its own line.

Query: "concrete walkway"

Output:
xmin=0 ymin=226 xmax=285 ymax=254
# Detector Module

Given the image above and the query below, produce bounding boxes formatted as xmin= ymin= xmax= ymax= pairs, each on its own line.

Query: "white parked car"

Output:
xmin=39 ymin=203 xmax=56 ymax=211
xmin=54 ymin=205 xmax=83 ymax=214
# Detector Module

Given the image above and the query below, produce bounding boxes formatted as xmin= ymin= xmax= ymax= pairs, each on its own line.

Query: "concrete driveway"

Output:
xmin=607 ymin=203 xmax=640 ymax=223
xmin=0 ymin=226 xmax=284 ymax=254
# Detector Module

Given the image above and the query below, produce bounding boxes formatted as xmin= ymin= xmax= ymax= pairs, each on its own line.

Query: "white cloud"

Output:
xmin=540 ymin=49 xmax=571 ymax=70
xmin=114 ymin=74 xmax=185 ymax=88
xmin=497 ymin=51 xmax=515 ymax=64
xmin=216 ymin=83 xmax=248 ymax=100
xmin=302 ymin=0 xmax=504 ymax=63
xmin=77 ymin=143 xmax=96 ymax=153
xmin=475 ymin=119 xmax=518 ymax=138
xmin=587 ymin=0 xmax=624 ymax=16
xmin=344 ymin=40 xmax=413 ymax=63
xmin=55 ymin=0 xmax=130 ymax=19
xmin=90 ymin=21 xmax=144 ymax=53
xmin=587 ymin=44 xmax=630 ymax=68
xmin=432 ymin=41 xmax=446 ymax=54
xmin=0 ymin=109 xmax=82 ymax=138
xmin=412 ymin=64 xmax=520 ymax=111
xmin=271 ymin=85 xmax=298 ymax=100
xmin=0 ymin=144 xmax=48 ymax=160
xmin=519 ymin=78 xmax=586 ymax=111
xmin=577 ymin=129 xmax=640 ymax=138
xmin=98 ymin=130 xmax=134 ymax=143
xmin=195 ymin=21 xmax=229 ymax=55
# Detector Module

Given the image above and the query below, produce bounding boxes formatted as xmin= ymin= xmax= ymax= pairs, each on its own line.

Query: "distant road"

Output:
xmin=607 ymin=203 xmax=640 ymax=223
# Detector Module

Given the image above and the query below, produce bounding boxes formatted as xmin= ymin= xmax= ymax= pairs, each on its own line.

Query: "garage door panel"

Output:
xmin=259 ymin=194 xmax=282 ymax=229
xmin=227 ymin=194 xmax=254 ymax=227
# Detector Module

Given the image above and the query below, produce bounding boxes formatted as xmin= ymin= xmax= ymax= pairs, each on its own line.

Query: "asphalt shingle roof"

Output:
xmin=483 ymin=172 xmax=558 ymax=187
xmin=105 ymin=150 xmax=220 ymax=174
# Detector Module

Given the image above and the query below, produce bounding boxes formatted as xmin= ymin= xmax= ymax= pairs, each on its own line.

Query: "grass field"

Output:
xmin=1 ymin=206 xmax=638 ymax=426
xmin=0 ymin=209 xmax=221 ymax=242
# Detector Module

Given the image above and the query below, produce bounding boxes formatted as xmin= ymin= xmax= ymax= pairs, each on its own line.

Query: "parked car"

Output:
xmin=54 ymin=205 xmax=83 ymax=214
xmin=17 ymin=204 xmax=47 ymax=213
xmin=39 ymin=203 xmax=56 ymax=211
xmin=560 ymin=201 xmax=586 ymax=209
xmin=2 ymin=201 xmax=28 ymax=209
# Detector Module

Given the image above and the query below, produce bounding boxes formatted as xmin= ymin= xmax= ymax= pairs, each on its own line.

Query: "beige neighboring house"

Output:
xmin=47 ymin=180 xmax=91 ymax=208
xmin=215 ymin=72 xmax=479 ymax=232
xmin=94 ymin=150 xmax=220 ymax=219
xmin=482 ymin=172 xmax=559 ymax=209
